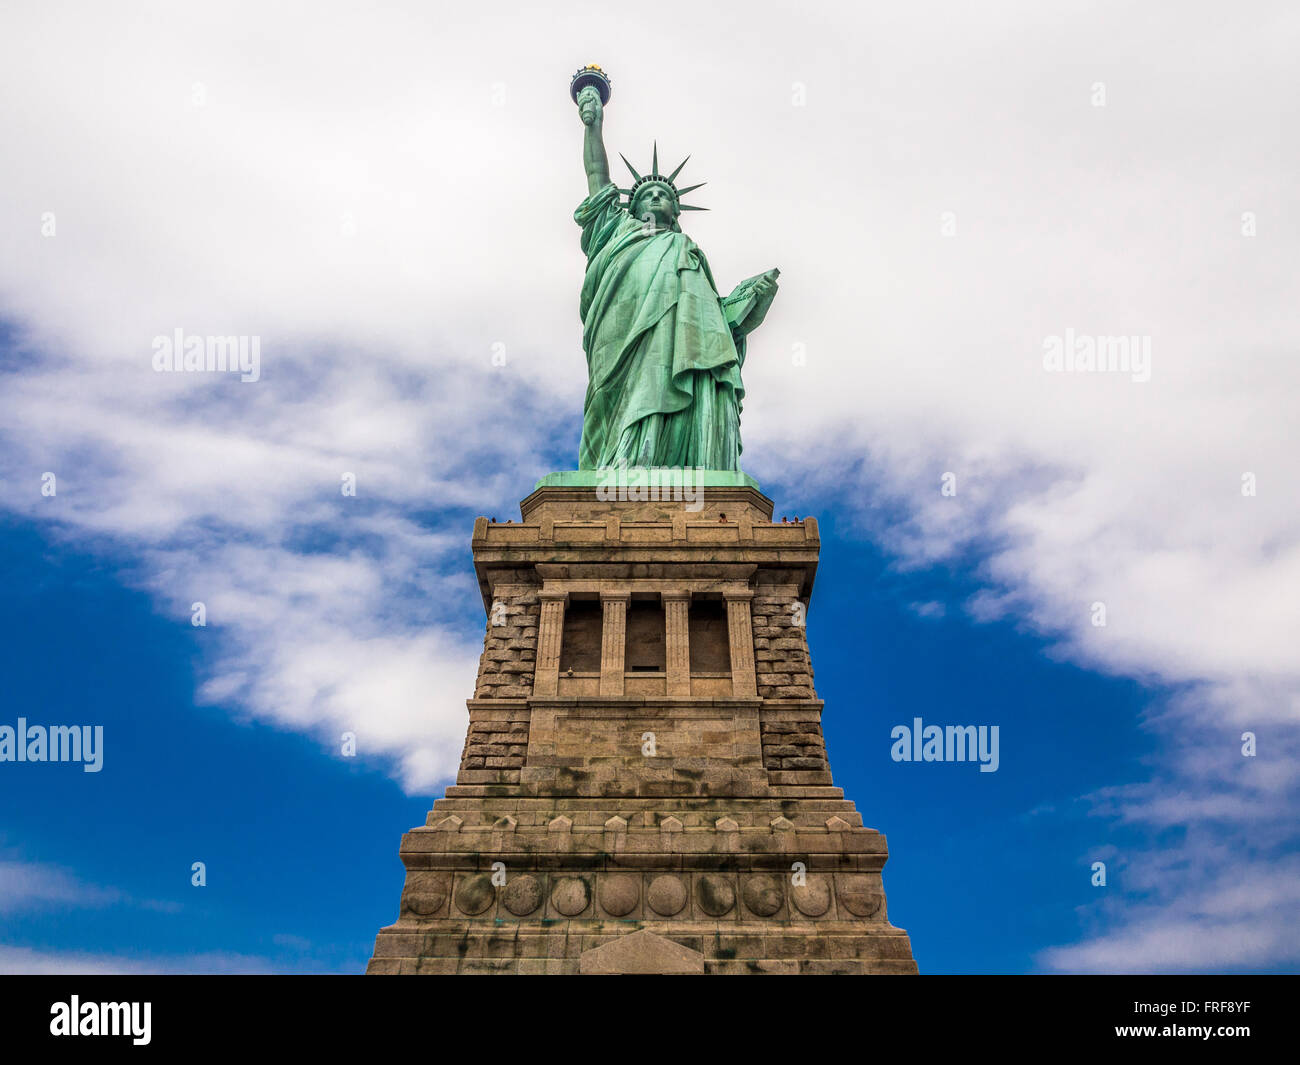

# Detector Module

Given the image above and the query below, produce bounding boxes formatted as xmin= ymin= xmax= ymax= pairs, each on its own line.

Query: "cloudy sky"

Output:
xmin=0 ymin=0 xmax=1296 ymax=973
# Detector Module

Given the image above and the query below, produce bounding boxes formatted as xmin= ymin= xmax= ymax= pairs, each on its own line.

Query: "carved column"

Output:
xmin=663 ymin=591 xmax=691 ymax=697
xmin=599 ymin=591 xmax=630 ymax=696
xmin=534 ymin=589 xmax=568 ymax=697
xmin=725 ymin=590 xmax=757 ymax=698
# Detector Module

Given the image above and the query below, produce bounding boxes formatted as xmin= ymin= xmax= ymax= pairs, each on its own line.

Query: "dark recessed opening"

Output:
xmin=559 ymin=598 xmax=601 ymax=673
xmin=689 ymin=597 xmax=731 ymax=673
xmin=625 ymin=598 xmax=666 ymax=671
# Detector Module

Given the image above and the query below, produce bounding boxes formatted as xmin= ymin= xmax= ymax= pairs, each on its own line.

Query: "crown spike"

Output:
xmin=619 ymin=154 xmax=642 ymax=182
xmin=679 ymin=204 xmax=709 ymax=211
xmin=676 ymin=182 xmax=706 ymax=196
xmin=651 ymin=141 xmax=659 ymax=178
xmin=667 ymin=155 xmax=690 ymax=183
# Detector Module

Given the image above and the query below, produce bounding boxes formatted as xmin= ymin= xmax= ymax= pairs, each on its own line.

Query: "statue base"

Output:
xmin=534 ymin=468 xmax=762 ymax=491
xmin=365 ymin=483 xmax=918 ymax=974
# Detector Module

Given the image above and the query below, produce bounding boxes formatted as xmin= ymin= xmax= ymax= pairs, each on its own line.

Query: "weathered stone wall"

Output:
xmin=375 ymin=793 xmax=906 ymax=974
xmin=456 ymin=703 xmax=529 ymax=784
xmin=759 ymin=714 xmax=828 ymax=772
xmin=519 ymin=701 xmax=766 ymax=797
xmin=752 ymin=579 xmax=816 ymax=699
xmin=473 ymin=574 xmax=540 ymax=699
xmin=377 ymin=858 xmax=905 ymax=974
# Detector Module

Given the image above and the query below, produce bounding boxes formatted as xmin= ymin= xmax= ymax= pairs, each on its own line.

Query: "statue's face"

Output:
xmin=632 ymin=182 xmax=677 ymax=226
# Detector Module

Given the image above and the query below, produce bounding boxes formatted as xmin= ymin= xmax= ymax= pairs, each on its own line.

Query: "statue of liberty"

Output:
xmin=572 ymin=67 xmax=779 ymax=472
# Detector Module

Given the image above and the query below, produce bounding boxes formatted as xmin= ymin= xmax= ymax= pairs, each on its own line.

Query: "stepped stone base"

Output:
xmin=367 ymin=480 xmax=918 ymax=975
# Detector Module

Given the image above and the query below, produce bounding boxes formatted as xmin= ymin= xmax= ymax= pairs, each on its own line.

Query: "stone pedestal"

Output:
xmin=366 ymin=477 xmax=918 ymax=974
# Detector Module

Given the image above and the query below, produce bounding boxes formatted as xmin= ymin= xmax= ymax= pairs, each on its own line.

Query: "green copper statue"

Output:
xmin=572 ymin=67 xmax=779 ymax=472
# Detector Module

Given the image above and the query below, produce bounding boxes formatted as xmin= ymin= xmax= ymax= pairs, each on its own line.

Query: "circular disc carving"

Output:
xmin=837 ymin=875 xmax=884 ymax=918
xmin=502 ymin=874 xmax=544 ymax=916
xmin=550 ymin=876 xmax=591 ymax=917
xmin=453 ymin=873 xmax=496 ymax=916
xmin=401 ymin=874 xmax=449 ymax=917
xmin=791 ymin=875 xmax=831 ymax=917
xmin=741 ymin=874 xmax=783 ymax=917
xmin=696 ymin=874 xmax=736 ymax=917
xmin=647 ymin=875 xmax=687 ymax=917
xmin=598 ymin=874 xmax=640 ymax=917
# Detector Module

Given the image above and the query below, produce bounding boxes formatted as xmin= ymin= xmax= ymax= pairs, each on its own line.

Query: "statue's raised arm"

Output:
xmin=577 ymin=86 xmax=610 ymax=197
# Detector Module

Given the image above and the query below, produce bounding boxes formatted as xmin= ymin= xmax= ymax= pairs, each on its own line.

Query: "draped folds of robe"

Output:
xmin=574 ymin=182 xmax=746 ymax=471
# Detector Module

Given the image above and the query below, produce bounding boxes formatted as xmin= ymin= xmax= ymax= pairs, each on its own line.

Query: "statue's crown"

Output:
xmin=618 ymin=142 xmax=707 ymax=214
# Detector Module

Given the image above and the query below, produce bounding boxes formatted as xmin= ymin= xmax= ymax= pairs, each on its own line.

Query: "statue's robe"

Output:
xmin=574 ymin=182 xmax=745 ymax=470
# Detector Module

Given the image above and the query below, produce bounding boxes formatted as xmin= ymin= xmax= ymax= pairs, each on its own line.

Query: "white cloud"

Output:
xmin=0 ymin=0 xmax=1296 ymax=968
xmin=0 ymin=859 xmax=178 ymax=915
xmin=0 ymin=945 xmax=278 ymax=975
xmin=1041 ymin=855 xmax=1300 ymax=973
xmin=0 ymin=858 xmax=339 ymax=972
xmin=0 ymin=860 xmax=122 ymax=914
xmin=906 ymin=601 xmax=946 ymax=620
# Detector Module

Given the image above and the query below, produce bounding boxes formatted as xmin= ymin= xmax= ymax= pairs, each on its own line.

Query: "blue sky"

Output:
xmin=1 ymin=1 xmax=1297 ymax=974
